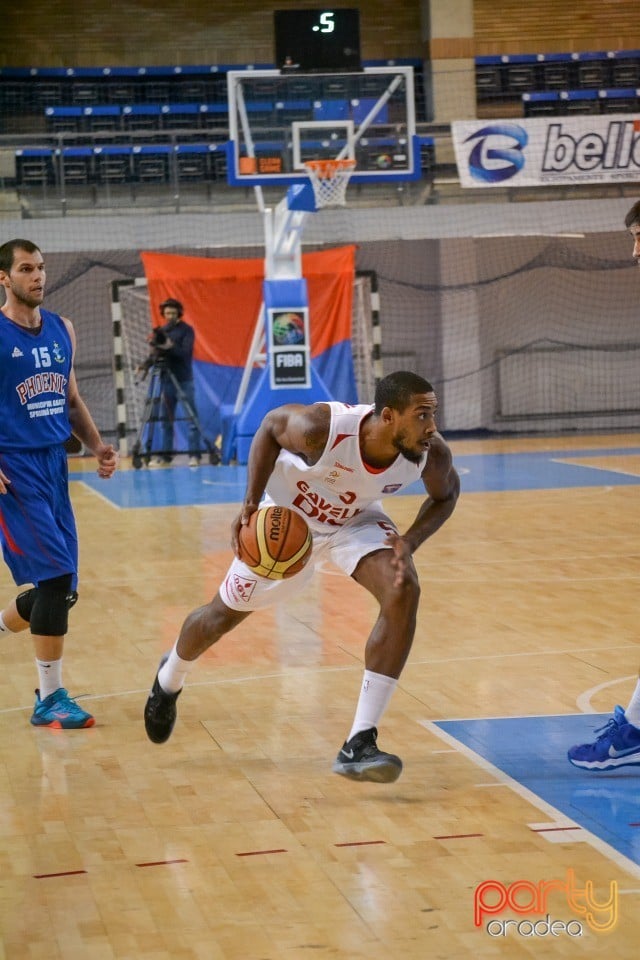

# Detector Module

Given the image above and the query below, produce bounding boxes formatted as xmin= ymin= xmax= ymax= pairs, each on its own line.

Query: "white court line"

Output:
xmin=420 ymin=718 xmax=640 ymax=880
xmin=72 ymin=479 xmax=122 ymax=510
xmin=551 ymin=457 xmax=640 ymax=479
xmin=576 ymin=676 xmax=637 ymax=714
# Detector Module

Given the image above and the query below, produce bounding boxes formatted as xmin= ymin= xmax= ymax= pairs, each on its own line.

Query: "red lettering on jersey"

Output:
xmin=292 ymin=491 xmax=362 ymax=526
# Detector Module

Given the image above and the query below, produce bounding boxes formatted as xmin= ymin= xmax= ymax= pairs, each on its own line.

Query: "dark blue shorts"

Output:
xmin=0 ymin=446 xmax=78 ymax=589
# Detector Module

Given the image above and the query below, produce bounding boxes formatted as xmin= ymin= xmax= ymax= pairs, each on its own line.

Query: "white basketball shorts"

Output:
xmin=219 ymin=505 xmax=397 ymax=611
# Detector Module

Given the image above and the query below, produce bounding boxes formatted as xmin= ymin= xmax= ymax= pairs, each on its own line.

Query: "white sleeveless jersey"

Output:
xmin=263 ymin=402 xmax=427 ymax=535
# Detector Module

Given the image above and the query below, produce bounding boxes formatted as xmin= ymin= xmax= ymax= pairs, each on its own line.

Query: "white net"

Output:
xmin=117 ymin=271 xmax=376 ymax=440
xmin=351 ymin=274 xmax=376 ymax=404
xmin=303 ymin=160 xmax=356 ymax=209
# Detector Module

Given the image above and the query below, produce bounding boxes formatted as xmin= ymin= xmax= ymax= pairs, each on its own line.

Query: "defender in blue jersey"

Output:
xmin=0 ymin=239 xmax=117 ymax=728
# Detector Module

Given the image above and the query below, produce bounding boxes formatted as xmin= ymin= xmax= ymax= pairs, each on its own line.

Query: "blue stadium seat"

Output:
xmin=94 ymin=144 xmax=132 ymax=183
xmin=132 ymin=143 xmax=172 ymax=182
xmin=274 ymin=99 xmax=313 ymax=125
xmin=352 ymin=97 xmax=389 ymax=125
xmin=161 ymin=102 xmax=201 ymax=131
xmin=122 ymin=103 xmax=162 ymax=132
xmin=175 ymin=143 xmax=212 ymax=180
xmin=502 ymin=55 xmax=539 ymax=95
xmin=58 ymin=146 xmax=94 ymax=185
xmin=199 ymin=102 xmax=229 ymax=133
xmin=575 ymin=52 xmax=610 ymax=88
xmin=522 ymin=91 xmax=560 ymax=117
xmin=15 ymin=148 xmax=55 ymax=186
xmin=538 ymin=53 xmax=573 ymax=91
xmin=559 ymin=88 xmax=600 ymax=114
xmin=475 ymin=56 xmax=503 ymax=99
xmin=45 ymin=105 xmax=83 ymax=135
xmin=313 ymin=100 xmax=349 ymax=121
xmin=598 ymin=87 xmax=639 ymax=113
xmin=83 ymin=105 xmax=121 ymax=133
xmin=611 ymin=51 xmax=640 ymax=87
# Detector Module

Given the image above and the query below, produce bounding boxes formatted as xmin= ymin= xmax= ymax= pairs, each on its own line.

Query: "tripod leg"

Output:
xmin=132 ymin=367 xmax=168 ymax=467
xmin=168 ymin=372 xmax=220 ymax=465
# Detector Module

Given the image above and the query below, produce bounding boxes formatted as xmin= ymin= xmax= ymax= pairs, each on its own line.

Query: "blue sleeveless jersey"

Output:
xmin=0 ymin=308 xmax=73 ymax=451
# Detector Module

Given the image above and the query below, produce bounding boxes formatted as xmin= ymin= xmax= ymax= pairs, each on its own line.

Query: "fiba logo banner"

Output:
xmin=268 ymin=307 xmax=311 ymax=389
xmin=453 ymin=116 xmax=640 ymax=188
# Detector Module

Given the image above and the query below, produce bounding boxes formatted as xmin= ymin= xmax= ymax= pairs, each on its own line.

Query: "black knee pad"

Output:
xmin=15 ymin=587 xmax=37 ymax=622
xmin=30 ymin=574 xmax=78 ymax=637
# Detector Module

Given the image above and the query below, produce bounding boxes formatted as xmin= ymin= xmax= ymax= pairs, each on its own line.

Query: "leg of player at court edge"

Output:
xmin=0 ymin=579 xmax=94 ymax=729
xmin=0 ymin=598 xmax=29 ymax=633
xmin=567 ymin=199 xmax=640 ymax=772
xmin=330 ymin=546 xmax=420 ymax=784
xmin=143 ymin=595 xmax=250 ymax=744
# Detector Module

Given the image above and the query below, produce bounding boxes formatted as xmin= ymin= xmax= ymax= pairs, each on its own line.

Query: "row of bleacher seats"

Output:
xmin=523 ymin=87 xmax=640 ymax=117
xmin=15 ymin=143 xmax=229 ymax=187
xmin=0 ymin=59 xmax=428 ymax=121
xmin=14 ymin=136 xmax=435 ymax=189
xmin=44 ymin=97 xmax=401 ymax=139
xmin=476 ymin=50 xmax=640 ymax=100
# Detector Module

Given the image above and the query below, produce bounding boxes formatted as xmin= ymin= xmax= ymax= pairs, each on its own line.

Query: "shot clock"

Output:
xmin=274 ymin=8 xmax=361 ymax=72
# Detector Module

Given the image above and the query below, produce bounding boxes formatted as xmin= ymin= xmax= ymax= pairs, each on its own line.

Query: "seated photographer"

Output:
xmin=138 ymin=298 xmax=204 ymax=467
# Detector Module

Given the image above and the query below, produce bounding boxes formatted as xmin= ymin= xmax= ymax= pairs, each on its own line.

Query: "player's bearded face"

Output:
xmin=5 ymin=253 xmax=46 ymax=308
xmin=11 ymin=277 xmax=44 ymax=308
xmin=391 ymin=428 xmax=424 ymax=464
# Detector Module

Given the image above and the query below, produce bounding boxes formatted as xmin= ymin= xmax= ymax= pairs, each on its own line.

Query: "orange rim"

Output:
xmin=304 ymin=159 xmax=356 ymax=179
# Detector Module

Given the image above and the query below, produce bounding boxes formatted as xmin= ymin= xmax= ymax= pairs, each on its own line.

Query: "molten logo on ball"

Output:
xmin=239 ymin=506 xmax=312 ymax=579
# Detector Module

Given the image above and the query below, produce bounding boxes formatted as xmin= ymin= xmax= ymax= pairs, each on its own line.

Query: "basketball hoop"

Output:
xmin=303 ymin=159 xmax=356 ymax=208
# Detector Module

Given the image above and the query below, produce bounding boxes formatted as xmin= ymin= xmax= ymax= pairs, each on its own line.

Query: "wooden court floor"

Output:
xmin=1 ymin=434 xmax=640 ymax=959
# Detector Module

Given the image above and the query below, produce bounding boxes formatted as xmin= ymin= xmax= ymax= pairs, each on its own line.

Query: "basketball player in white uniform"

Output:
xmin=145 ymin=371 xmax=460 ymax=782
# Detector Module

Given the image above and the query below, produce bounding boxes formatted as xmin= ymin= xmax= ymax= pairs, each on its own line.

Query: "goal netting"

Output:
xmin=116 ymin=271 xmax=377 ymax=445
xmin=28 ymin=194 xmax=639 ymax=445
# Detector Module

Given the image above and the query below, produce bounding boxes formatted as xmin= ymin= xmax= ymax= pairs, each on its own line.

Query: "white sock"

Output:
xmin=347 ymin=669 xmax=398 ymax=742
xmin=158 ymin=644 xmax=195 ymax=694
xmin=625 ymin=677 xmax=640 ymax=729
xmin=36 ymin=658 xmax=63 ymax=700
xmin=0 ymin=612 xmax=10 ymax=633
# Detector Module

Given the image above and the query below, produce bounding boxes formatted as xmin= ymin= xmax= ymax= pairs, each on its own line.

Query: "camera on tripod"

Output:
xmin=149 ymin=328 xmax=168 ymax=348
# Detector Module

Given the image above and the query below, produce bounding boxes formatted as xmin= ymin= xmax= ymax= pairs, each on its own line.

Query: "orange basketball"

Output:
xmin=238 ymin=506 xmax=312 ymax=580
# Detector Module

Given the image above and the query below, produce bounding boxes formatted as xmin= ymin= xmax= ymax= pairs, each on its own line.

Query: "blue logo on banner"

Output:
xmin=464 ymin=124 xmax=528 ymax=183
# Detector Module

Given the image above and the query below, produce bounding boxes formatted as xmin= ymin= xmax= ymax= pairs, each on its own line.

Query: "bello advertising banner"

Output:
xmin=140 ymin=246 xmax=356 ymax=440
xmin=452 ymin=115 xmax=640 ymax=188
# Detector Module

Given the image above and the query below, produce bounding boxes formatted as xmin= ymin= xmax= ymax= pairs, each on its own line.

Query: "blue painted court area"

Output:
xmin=435 ymin=714 xmax=640 ymax=868
xmin=74 ymin=446 xmax=640 ymax=509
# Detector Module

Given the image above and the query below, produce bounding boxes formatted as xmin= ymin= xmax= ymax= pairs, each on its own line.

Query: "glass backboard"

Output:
xmin=226 ymin=66 xmax=421 ymax=186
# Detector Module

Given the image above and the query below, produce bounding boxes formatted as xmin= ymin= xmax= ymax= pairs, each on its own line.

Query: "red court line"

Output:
xmin=135 ymin=859 xmax=189 ymax=868
xmin=33 ymin=869 xmax=87 ymax=879
xmin=236 ymin=848 xmax=287 ymax=857
xmin=334 ymin=840 xmax=386 ymax=848
xmin=629 ymin=823 xmax=640 ymax=827
xmin=432 ymin=833 xmax=484 ymax=840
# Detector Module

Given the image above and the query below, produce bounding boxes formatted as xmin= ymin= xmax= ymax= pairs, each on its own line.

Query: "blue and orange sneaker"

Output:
xmin=30 ymin=688 xmax=95 ymax=729
xmin=568 ymin=705 xmax=640 ymax=771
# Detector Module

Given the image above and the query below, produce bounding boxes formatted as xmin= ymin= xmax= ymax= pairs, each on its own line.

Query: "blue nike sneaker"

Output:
xmin=30 ymin=688 xmax=95 ymax=729
xmin=568 ymin=706 xmax=640 ymax=771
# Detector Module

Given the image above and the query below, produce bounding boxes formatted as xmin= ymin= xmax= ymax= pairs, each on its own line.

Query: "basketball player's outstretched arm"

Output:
xmin=231 ymin=403 xmax=330 ymax=553
xmin=385 ymin=433 xmax=460 ymax=586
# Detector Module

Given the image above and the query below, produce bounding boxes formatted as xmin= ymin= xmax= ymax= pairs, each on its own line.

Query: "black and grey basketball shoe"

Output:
xmin=144 ymin=655 xmax=181 ymax=744
xmin=332 ymin=727 xmax=402 ymax=783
